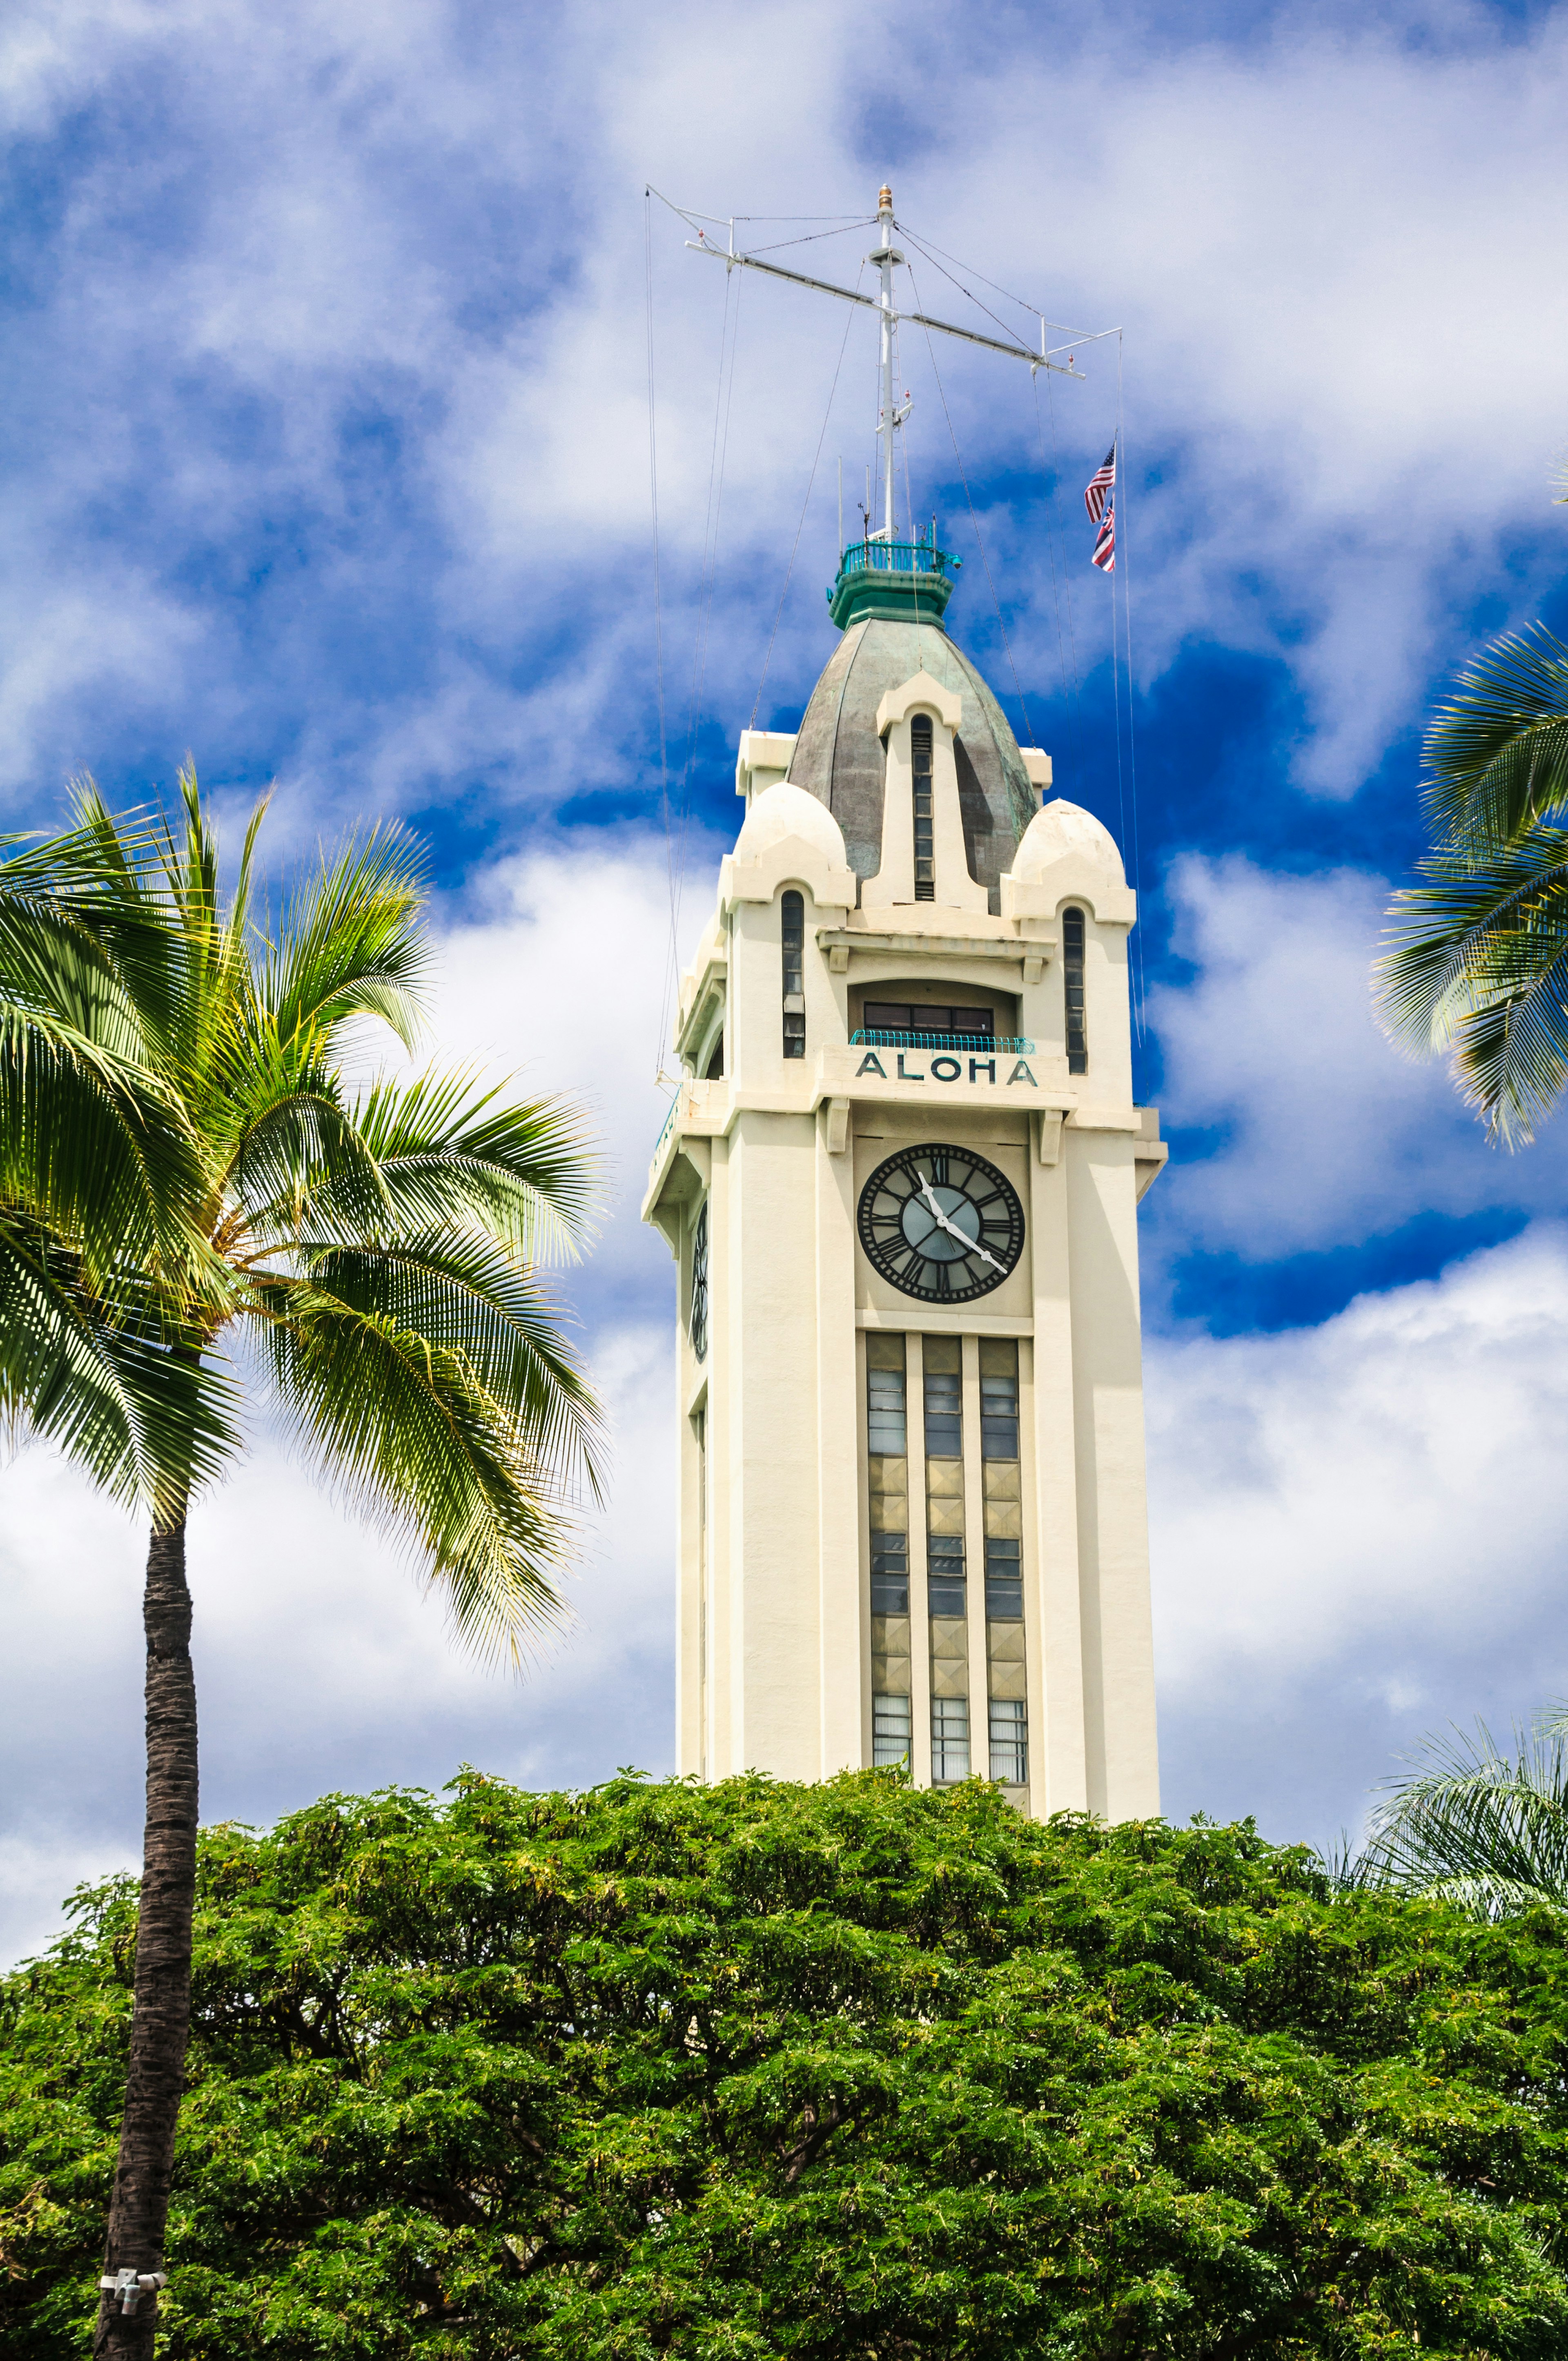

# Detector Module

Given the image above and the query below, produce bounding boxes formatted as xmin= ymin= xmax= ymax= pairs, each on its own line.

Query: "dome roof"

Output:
xmin=1012 ymin=796 xmax=1125 ymax=887
xmin=787 ymin=617 xmax=1036 ymax=911
xmin=733 ymin=779 xmax=849 ymax=868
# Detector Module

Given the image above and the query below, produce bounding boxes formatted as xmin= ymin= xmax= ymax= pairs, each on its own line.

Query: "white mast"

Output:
xmin=874 ymin=183 xmax=900 ymax=541
xmin=674 ymin=183 xmax=1109 ymax=562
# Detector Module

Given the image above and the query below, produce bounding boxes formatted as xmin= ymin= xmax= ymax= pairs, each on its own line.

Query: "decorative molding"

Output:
xmin=874 ymin=670 xmax=963 ymax=735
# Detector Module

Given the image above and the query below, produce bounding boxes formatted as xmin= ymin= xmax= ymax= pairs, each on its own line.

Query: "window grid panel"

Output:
xmin=867 ymin=1335 xmax=912 ymax=1764
xmin=912 ymin=714 xmax=935 ymax=901
xmin=989 ymin=1698 xmax=1027 ymax=1785
xmin=1063 ymin=904 xmax=1087 ymax=1074
xmin=932 ymin=1695 xmax=970 ymax=1781
xmin=984 ymin=1535 xmax=1023 ymax=1619
xmin=873 ymin=1693 xmax=911 ymax=1767
xmin=923 ymin=1334 xmax=967 ymax=1771
xmin=782 ymin=889 xmax=806 ymax=1058
xmin=978 ymin=1339 xmax=1019 ymax=1461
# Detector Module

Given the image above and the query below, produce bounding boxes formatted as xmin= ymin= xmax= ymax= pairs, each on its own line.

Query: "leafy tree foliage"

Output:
xmin=4 ymin=1772 xmax=1568 ymax=2359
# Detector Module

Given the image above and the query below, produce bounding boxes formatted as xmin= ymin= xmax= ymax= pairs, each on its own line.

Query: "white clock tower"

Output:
xmin=642 ymin=192 xmax=1163 ymax=1818
xmin=643 ymin=521 xmax=1166 ymax=1818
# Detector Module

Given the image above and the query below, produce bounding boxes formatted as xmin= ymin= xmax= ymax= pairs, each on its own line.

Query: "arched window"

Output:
xmin=781 ymin=890 xmax=806 ymax=1058
xmin=1063 ymin=906 xmax=1087 ymax=1074
xmin=911 ymin=714 xmax=934 ymax=902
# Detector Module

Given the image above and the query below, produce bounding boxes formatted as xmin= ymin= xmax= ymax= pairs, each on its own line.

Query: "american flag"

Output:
xmin=1083 ymin=441 xmax=1116 ymax=523
xmin=1091 ymin=499 xmax=1116 ymax=573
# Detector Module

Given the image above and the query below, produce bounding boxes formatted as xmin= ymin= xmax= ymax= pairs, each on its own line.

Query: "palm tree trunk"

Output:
xmin=94 ymin=1517 xmax=196 ymax=2358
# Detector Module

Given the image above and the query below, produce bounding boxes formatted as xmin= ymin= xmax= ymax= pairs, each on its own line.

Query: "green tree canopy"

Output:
xmin=5 ymin=1773 xmax=1568 ymax=2359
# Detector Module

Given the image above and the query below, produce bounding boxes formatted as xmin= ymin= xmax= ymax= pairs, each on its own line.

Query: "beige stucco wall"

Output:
xmin=646 ymin=700 xmax=1163 ymax=1822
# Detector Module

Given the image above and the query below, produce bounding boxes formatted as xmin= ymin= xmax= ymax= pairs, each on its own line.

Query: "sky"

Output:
xmin=3 ymin=0 xmax=1568 ymax=1964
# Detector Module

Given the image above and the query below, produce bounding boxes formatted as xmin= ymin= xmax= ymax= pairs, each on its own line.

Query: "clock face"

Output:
xmin=688 ymin=1199 xmax=709 ymax=1361
xmin=857 ymin=1144 xmax=1025 ymax=1303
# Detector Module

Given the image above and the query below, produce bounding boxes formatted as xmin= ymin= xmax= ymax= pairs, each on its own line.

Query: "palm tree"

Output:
xmin=1375 ymin=624 xmax=1568 ymax=1143
xmin=0 ymin=773 xmax=603 ymax=2355
xmin=1355 ymin=1708 xmax=1568 ymax=1918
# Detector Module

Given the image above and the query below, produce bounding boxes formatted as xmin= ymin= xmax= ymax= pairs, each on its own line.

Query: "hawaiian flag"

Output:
xmin=1091 ymin=498 xmax=1116 ymax=573
xmin=1083 ymin=441 xmax=1116 ymax=523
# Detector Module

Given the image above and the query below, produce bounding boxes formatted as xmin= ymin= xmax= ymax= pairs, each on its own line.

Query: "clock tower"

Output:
xmin=643 ymin=535 xmax=1166 ymax=1820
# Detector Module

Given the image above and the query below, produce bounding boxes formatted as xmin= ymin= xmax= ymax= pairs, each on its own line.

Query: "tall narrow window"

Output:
xmin=1063 ymin=905 xmax=1087 ymax=1074
xmin=911 ymin=714 xmax=935 ymax=902
xmin=866 ymin=1335 xmax=910 ymax=1768
xmin=781 ymin=890 xmax=806 ymax=1057
xmin=924 ymin=1335 xmax=969 ymax=1777
xmin=989 ymin=1698 xmax=1027 ymax=1785
xmin=980 ymin=1337 xmax=1027 ymax=1789
xmin=932 ymin=1695 xmax=970 ymax=1780
xmin=688 ymin=1199 xmax=709 ymax=1362
xmin=873 ymin=1694 xmax=911 ymax=1769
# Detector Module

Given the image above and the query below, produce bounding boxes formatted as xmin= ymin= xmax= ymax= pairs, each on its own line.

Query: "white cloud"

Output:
xmin=1147 ymin=1224 xmax=1568 ymax=1844
xmin=0 ymin=1314 xmax=677 ymax=1971
xmin=427 ymin=827 xmax=722 ymax=1285
xmin=2 ymin=2 xmax=1566 ymax=806
xmin=1144 ymin=851 xmax=1564 ymax=1260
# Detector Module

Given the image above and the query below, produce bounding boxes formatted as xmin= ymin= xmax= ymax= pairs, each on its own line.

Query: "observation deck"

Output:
xmin=827 ymin=531 xmax=961 ymax=631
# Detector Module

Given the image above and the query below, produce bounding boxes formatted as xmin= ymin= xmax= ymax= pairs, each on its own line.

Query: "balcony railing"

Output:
xmin=851 ymin=1028 xmax=1034 ymax=1054
xmin=834 ymin=533 xmax=959 ymax=581
xmin=652 ymin=1095 xmax=679 ymax=1159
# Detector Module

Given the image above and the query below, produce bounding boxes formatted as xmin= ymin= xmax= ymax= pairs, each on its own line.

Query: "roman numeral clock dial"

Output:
xmin=856 ymin=1144 xmax=1025 ymax=1303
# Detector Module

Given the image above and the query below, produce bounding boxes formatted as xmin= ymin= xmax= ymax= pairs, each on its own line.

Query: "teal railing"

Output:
xmin=831 ymin=534 xmax=959 ymax=584
xmin=851 ymin=1029 xmax=1033 ymax=1055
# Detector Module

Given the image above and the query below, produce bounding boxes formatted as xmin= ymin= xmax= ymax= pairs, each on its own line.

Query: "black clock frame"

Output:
xmin=856 ymin=1143 xmax=1025 ymax=1304
xmin=688 ymin=1198 xmax=709 ymax=1360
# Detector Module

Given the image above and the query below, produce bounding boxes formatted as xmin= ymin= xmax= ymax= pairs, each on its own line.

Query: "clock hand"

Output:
xmin=918 ymin=1177 xmax=1004 ymax=1272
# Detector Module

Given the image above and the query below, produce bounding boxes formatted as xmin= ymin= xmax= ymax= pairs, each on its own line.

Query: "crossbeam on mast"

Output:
xmin=685 ymin=235 xmax=1086 ymax=377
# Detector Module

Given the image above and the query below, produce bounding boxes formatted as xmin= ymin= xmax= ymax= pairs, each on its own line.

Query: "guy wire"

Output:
xmin=1116 ymin=335 xmax=1149 ymax=1048
xmin=752 ymin=267 xmax=863 ymax=727
xmin=906 ymin=261 xmax=1035 ymax=750
xmin=650 ymin=237 xmax=743 ymax=1089
xmin=671 ymin=265 xmax=744 ymax=947
xmin=1031 ymin=367 xmax=1082 ymax=771
xmin=644 ymin=189 xmax=677 ymax=1088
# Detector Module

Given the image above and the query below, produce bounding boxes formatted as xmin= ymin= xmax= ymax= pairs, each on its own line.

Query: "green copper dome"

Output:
xmin=788 ymin=601 xmax=1038 ymax=914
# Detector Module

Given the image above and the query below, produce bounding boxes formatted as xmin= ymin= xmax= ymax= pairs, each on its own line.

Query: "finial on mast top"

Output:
xmin=878 ymin=184 xmax=893 ymax=215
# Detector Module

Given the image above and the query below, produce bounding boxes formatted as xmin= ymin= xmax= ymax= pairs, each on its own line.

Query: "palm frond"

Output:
xmin=1373 ymin=826 xmax=1568 ymax=1142
xmin=338 ymin=1069 xmax=601 ymax=1258
xmin=254 ymin=1279 xmax=578 ymax=1658
xmin=5 ymin=773 xmax=599 ymax=1634
xmin=226 ymin=1078 xmax=391 ymax=1241
xmin=1423 ymin=623 xmax=1568 ymax=846
xmin=0 ymin=836 xmax=211 ymax=1272
xmin=58 ymin=775 xmax=236 ymax=1087
xmin=291 ymin=1230 xmax=604 ymax=1500
xmin=1358 ymin=1715 xmax=1568 ymax=1917
xmin=0 ymin=1209 xmax=240 ymax=1515
xmin=260 ymin=826 xmax=430 ymax=1060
